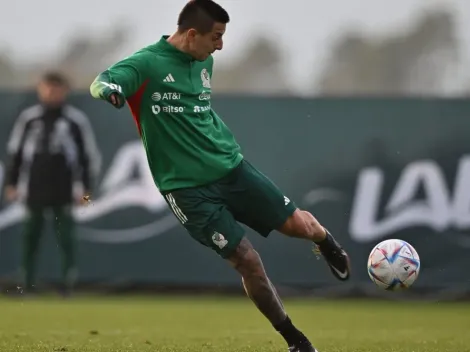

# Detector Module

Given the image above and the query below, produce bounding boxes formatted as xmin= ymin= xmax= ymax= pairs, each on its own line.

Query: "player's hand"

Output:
xmin=77 ymin=192 xmax=91 ymax=206
xmin=109 ymin=92 xmax=123 ymax=108
xmin=3 ymin=186 xmax=18 ymax=202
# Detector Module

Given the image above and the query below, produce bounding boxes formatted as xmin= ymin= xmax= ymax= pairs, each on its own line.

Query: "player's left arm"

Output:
xmin=90 ymin=52 xmax=150 ymax=109
xmin=4 ymin=110 xmax=31 ymax=190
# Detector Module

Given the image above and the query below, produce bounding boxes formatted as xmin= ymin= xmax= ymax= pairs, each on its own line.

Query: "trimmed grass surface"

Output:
xmin=0 ymin=295 xmax=468 ymax=351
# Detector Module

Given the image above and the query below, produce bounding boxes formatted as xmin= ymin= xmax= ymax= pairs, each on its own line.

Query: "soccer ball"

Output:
xmin=367 ymin=239 xmax=420 ymax=290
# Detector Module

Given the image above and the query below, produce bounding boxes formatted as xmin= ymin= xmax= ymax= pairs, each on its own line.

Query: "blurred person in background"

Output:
xmin=2 ymin=71 xmax=101 ymax=296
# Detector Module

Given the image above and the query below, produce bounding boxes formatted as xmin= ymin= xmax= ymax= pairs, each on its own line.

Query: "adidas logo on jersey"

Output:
xmin=163 ymin=74 xmax=175 ymax=83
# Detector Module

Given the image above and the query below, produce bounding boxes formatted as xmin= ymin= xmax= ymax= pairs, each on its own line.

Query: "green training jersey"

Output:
xmin=90 ymin=35 xmax=243 ymax=192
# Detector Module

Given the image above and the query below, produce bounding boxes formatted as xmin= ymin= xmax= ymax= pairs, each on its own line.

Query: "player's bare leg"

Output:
xmin=279 ymin=209 xmax=351 ymax=281
xmin=227 ymin=237 xmax=318 ymax=352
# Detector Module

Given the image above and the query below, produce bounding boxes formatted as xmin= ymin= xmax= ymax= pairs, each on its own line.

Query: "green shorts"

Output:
xmin=162 ymin=159 xmax=297 ymax=259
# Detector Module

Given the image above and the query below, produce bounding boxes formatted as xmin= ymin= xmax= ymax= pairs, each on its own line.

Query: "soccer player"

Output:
xmin=90 ymin=1 xmax=350 ymax=351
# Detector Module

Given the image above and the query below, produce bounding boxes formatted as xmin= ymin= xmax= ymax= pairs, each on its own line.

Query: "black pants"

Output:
xmin=21 ymin=204 xmax=76 ymax=290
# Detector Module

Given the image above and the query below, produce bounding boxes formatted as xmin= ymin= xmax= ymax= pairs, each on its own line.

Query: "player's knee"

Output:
xmin=236 ymin=249 xmax=265 ymax=278
xmin=280 ymin=209 xmax=325 ymax=241
xmin=227 ymin=238 xmax=265 ymax=277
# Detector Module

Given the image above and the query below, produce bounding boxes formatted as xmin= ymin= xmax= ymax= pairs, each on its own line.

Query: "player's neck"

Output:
xmin=167 ymin=33 xmax=194 ymax=58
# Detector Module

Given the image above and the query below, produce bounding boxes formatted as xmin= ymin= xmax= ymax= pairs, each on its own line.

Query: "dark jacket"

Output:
xmin=4 ymin=103 xmax=101 ymax=207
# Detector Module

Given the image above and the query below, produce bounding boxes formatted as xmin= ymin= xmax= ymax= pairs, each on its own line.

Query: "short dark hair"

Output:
xmin=177 ymin=0 xmax=230 ymax=34
xmin=41 ymin=71 xmax=69 ymax=88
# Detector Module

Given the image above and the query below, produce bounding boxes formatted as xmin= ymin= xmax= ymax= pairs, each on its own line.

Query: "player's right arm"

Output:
xmin=90 ymin=52 xmax=149 ymax=109
xmin=3 ymin=108 xmax=33 ymax=201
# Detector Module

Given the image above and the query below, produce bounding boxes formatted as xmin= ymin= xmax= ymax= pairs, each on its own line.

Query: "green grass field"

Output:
xmin=0 ymin=295 xmax=469 ymax=352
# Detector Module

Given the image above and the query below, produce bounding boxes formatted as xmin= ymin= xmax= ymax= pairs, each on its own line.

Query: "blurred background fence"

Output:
xmin=0 ymin=93 xmax=469 ymax=300
xmin=0 ymin=1 xmax=469 ymax=300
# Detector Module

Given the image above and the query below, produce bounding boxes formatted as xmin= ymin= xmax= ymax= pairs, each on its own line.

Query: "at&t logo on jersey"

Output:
xmin=194 ymin=105 xmax=211 ymax=113
xmin=152 ymin=105 xmax=184 ymax=115
xmin=151 ymin=92 xmax=181 ymax=102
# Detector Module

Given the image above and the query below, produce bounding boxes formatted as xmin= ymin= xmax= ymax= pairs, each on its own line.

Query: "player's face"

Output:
xmin=189 ymin=22 xmax=226 ymax=61
xmin=37 ymin=81 xmax=68 ymax=107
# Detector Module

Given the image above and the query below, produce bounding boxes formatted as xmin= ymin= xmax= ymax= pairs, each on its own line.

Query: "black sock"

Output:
xmin=313 ymin=227 xmax=334 ymax=247
xmin=274 ymin=316 xmax=309 ymax=346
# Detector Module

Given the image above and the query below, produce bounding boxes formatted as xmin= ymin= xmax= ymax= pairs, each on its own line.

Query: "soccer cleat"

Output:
xmin=313 ymin=229 xmax=351 ymax=281
xmin=288 ymin=341 xmax=318 ymax=352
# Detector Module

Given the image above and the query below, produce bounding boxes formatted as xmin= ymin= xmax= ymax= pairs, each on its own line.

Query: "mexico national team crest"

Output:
xmin=201 ymin=68 xmax=211 ymax=89
xmin=212 ymin=232 xmax=228 ymax=249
